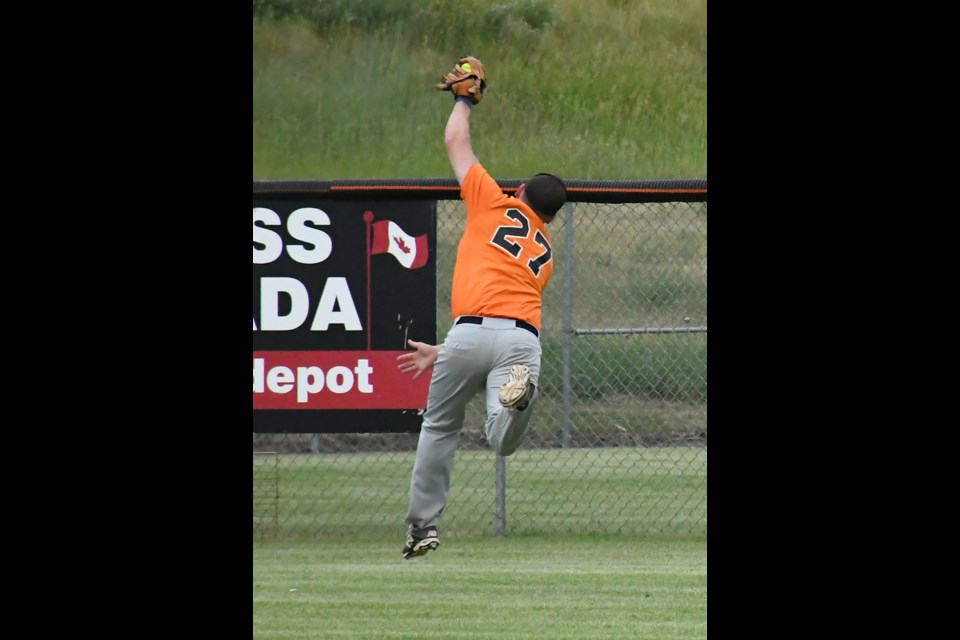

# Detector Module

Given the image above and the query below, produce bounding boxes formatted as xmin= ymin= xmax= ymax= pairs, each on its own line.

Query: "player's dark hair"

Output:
xmin=524 ymin=173 xmax=567 ymax=218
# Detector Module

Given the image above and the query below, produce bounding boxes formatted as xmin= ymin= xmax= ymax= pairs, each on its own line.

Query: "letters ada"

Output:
xmin=252 ymin=201 xmax=437 ymax=352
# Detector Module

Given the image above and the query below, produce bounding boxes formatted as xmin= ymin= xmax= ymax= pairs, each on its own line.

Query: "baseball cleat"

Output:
xmin=499 ymin=365 xmax=532 ymax=409
xmin=402 ymin=524 xmax=440 ymax=559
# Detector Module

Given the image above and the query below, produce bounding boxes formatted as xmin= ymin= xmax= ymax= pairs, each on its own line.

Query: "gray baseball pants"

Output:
xmin=405 ymin=317 xmax=542 ymax=529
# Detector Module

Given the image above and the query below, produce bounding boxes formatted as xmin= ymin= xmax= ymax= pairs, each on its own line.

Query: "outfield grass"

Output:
xmin=253 ymin=535 xmax=706 ymax=639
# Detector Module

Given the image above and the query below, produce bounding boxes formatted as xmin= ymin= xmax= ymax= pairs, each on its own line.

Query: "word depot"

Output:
xmin=253 ymin=357 xmax=374 ymax=402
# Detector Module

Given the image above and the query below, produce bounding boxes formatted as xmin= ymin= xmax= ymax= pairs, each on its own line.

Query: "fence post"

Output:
xmin=495 ymin=454 xmax=507 ymax=536
xmin=561 ymin=201 xmax=575 ymax=447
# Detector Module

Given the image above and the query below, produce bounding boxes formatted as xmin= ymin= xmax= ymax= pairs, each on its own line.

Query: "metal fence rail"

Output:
xmin=253 ymin=191 xmax=706 ymax=539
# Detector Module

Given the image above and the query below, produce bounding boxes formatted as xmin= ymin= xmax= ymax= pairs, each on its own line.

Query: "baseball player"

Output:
xmin=398 ymin=57 xmax=567 ymax=559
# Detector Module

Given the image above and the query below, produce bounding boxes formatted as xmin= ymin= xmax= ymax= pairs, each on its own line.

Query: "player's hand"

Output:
xmin=397 ymin=340 xmax=441 ymax=380
xmin=435 ymin=56 xmax=487 ymax=105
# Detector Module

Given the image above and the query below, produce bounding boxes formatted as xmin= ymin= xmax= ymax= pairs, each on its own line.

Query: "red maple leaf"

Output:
xmin=392 ymin=235 xmax=411 ymax=254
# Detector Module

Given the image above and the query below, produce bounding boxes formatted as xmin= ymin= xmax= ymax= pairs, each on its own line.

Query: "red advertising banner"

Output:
xmin=253 ymin=351 xmax=430 ymax=410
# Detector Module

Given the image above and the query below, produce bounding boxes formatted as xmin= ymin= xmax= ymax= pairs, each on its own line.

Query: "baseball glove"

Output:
xmin=435 ymin=56 xmax=487 ymax=105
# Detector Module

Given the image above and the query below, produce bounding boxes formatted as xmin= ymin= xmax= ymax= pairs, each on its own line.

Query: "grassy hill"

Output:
xmin=253 ymin=0 xmax=706 ymax=181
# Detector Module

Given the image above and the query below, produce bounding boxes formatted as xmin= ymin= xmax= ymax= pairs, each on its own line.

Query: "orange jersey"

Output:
xmin=450 ymin=164 xmax=554 ymax=330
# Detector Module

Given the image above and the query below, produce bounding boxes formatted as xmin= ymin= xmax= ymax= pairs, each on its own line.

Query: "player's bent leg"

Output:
xmin=485 ymin=384 xmax=538 ymax=456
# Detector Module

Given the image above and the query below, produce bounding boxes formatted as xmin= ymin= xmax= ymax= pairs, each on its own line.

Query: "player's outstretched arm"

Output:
xmin=397 ymin=340 xmax=441 ymax=380
xmin=445 ymin=101 xmax=479 ymax=186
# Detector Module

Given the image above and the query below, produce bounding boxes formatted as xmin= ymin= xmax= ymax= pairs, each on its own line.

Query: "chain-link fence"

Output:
xmin=254 ymin=183 xmax=706 ymax=540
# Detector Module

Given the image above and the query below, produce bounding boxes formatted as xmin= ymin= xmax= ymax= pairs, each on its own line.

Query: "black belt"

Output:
xmin=455 ymin=315 xmax=539 ymax=338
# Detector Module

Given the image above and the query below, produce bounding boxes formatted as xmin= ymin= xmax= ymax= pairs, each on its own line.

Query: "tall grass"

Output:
xmin=253 ymin=0 xmax=707 ymax=180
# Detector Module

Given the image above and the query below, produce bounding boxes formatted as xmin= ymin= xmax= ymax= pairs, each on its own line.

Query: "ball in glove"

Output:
xmin=435 ymin=56 xmax=487 ymax=105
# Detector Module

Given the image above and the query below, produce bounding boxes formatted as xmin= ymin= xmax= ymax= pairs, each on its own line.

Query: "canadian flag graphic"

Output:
xmin=369 ymin=219 xmax=429 ymax=269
